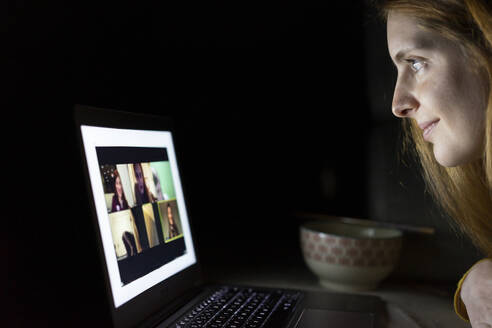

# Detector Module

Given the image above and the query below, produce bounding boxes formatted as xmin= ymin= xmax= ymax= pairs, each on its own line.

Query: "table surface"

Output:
xmin=202 ymin=260 xmax=470 ymax=328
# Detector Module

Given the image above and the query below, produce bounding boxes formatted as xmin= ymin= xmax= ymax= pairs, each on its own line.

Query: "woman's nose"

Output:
xmin=392 ymin=78 xmax=419 ymax=118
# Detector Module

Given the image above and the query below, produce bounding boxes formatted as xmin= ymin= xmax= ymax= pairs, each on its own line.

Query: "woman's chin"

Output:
xmin=433 ymin=145 xmax=478 ymax=168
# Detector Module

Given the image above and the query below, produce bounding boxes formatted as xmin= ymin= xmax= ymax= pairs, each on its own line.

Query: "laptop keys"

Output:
xmin=173 ymin=287 xmax=300 ymax=328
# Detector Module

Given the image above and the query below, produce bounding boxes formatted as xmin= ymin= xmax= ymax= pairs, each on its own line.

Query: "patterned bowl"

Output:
xmin=300 ymin=220 xmax=402 ymax=292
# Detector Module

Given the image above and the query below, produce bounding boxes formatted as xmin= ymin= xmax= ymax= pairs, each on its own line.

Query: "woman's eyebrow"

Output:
xmin=394 ymin=36 xmax=436 ymax=62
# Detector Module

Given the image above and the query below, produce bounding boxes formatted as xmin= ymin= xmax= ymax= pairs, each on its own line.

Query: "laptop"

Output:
xmin=74 ymin=105 xmax=384 ymax=328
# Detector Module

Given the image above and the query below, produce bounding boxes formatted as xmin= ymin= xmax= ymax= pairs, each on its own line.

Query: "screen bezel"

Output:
xmin=74 ymin=105 xmax=203 ymax=328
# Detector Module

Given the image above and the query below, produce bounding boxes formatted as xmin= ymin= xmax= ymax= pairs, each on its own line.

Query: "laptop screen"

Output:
xmin=80 ymin=125 xmax=197 ymax=308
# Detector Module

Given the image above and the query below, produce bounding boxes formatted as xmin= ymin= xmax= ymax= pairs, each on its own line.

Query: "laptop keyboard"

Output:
xmin=173 ymin=286 xmax=301 ymax=328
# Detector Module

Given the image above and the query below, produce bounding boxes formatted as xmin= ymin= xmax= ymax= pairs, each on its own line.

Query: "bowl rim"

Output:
xmin=301 ymin=221 xmax=403 ymax=240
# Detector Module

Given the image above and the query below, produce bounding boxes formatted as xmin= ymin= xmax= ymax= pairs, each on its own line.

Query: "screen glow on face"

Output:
xmin=81 ymin=125 xmax=196 ymax=308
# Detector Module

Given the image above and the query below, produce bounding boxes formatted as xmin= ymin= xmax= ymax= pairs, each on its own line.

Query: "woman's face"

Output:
xmin=387 ymin=11 xmax=488 ymax=167
xmin=134 ymin=165 xmax=145 ymax=193
xmin=115 ymin=176 xmax=123 ymax=197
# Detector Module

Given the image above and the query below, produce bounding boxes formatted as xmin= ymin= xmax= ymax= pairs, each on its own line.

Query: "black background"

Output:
xmin=96 ymin=147 xmax=170 ymax=164
xmin=6 ymin=1 xmax=386 ymax=326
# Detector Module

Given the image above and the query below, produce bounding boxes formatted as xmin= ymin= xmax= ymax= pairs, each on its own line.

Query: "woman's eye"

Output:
xmin=407 ymin=59 xmax=424 ymax=72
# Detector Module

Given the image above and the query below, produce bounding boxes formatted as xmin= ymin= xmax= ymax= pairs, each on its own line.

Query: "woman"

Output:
xmin=379 ymin=0 xmax=492 ymax=325
xmin=133 ymin=163 xmax=157 ymax=206
xmin=111 ymin=169 xmax=129 ymax=212
xmin=166 ymin=203 xmax=180 ymax=239
xmin=122 ymin=231 xmax=137 ymax=257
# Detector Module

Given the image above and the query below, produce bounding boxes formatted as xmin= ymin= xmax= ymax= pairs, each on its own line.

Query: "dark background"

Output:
xmin=5 ymin=1 xmax=482 ymax=326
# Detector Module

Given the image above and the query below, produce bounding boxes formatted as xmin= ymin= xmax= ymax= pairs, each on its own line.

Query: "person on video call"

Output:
xmin=122 ymin=231 xmax=137 ymax=257
xmin=133 ymin=163 xmax=157 ymax=206
xmin=166 ymin=203 xmax=180 ymax=239
xmin=111 ymin=169 xmax=129 ymax=212
xmin=377 ymin=0 xmax=492 ymax=325
xmin=152 ymin=167 xmax=169 ymax=201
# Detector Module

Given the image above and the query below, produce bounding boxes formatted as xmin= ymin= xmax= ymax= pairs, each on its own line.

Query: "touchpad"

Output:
xmin=296 ymin=309 xmax=374 ymax=328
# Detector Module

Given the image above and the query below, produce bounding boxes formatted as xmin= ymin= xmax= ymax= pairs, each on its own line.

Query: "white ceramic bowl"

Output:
xmin=300 ymin=221 xmax=402 ymax=292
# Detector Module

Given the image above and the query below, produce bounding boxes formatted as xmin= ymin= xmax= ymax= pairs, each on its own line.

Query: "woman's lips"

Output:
xmin=420 ymin=119 xmax=440 ymax=141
